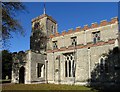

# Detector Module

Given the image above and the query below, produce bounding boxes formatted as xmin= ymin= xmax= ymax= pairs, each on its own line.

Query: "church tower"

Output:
xmin=30 ymin=4 xmax=58 ymax=53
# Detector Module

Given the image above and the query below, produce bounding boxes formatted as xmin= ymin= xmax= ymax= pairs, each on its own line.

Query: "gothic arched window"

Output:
xmin=69 ymin=60 xmax=71 ymax=77
xmin=64 ymin=53 xmax=75 ymax=77
xmin=100 ymin=58 xmax=104 ymax=73
xmin=65 ymin=61 xmax=67 ymax=77
xmin=99 ymin=56 xmax=108 ymax=73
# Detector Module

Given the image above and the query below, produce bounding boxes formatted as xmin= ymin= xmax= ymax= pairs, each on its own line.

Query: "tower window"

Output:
xmin=34 ymin=22 xmax=40 ymax=30
xmin=53 ymin=41 xmax=58 ymax=49
xmin=71 ymin=37 xmax=77 ymax=46
xmin=51 ymin=25 xmax=55 ymax=34
xmin=92 ymin=31 xmax=100 ymax=44
xmin=46 ymin=19 xmax=49 ymax=30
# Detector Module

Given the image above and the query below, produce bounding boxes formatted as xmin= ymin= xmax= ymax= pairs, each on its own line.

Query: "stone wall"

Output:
xmin=11 ymin=51 xmax=26 ymax=83
xmin=12 ymin=50 xmax=46 ymax=84
xmin=30 ymin=51 xmax=46 ymax=83
xmin=47 ymin=43 xmax=115 ymax=85
xmin=46 ymin=17 xmax=119 ymax=85
xmin=48 ymin=17 xmax=118 ymax=50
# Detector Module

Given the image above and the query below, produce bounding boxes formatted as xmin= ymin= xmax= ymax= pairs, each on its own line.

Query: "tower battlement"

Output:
xmin=31 ymin=14 xmax=57 ymax=24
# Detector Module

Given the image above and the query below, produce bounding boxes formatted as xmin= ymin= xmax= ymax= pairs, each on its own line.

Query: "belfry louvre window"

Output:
xmin=92 ymin=31 xmax=100 ymax=44
xmin=51 ymin=25 xmax=55 ymax=34
xmin=37 ymin=63 xmax=44 ymax=77
xmin=53 ymin=41 xmax=58 ymax=49
xmin=71 ymin=37 xmax=77 ymax=46
xmin=34 ymin=22 xmax=39 ymax=29
xmin=64 ymin=53 xmax=75 ymax=77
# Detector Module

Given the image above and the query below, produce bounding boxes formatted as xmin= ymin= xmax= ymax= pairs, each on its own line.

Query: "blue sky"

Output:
xmin=9 ymin=2 xmax=118 ymax=52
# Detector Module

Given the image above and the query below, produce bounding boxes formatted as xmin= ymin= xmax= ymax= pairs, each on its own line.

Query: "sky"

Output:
xmin=8 ymin=2 xmax=118 ymax=52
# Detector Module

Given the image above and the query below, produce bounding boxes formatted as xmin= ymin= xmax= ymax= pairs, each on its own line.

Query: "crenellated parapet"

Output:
xmin=49 ymin=17 xmax=118 ymax=38
xmin=83 ymin=24 xmax=90 ymax=30
xmin=75 ymin=26 xmax=81 ymax=32
xmin=31 ymin=14 xmax=57 ymax=24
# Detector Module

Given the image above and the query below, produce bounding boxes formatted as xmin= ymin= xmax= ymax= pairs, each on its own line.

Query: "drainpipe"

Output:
xmin=58 ymin=55 xmax=60 ymax=84
xmin=74 ymin=43 xmax=77 ymax=84
xmin=53 ymin=52 xmax=55 ymax=82
xmin=28 ymin=51 xmax=31 ymax=84
xmin=84 ymin=30 xmax=87 ymax=45
xmin=88 ymin=47 xmax=91 ymax=82
xmin=45 ymin=60 xmax=48 ymax=83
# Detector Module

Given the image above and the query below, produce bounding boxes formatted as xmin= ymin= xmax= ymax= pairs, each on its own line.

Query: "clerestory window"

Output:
xmin=92 ymin=31 xmax=100 ymax=44
xmin=53 ymin=41 xmax=58 ymax=49
xmin=71 ymin=37 xmax=77 ymax=46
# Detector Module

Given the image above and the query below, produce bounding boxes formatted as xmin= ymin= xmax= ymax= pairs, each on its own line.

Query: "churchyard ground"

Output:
xmin=2 ymin=83 xmax=97 ymax=91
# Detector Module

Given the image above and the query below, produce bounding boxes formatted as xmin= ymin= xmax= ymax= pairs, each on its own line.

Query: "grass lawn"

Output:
xmin=2 ymin=83 xmax=97 ymax=91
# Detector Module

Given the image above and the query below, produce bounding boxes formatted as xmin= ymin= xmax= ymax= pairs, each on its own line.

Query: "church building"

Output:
xmin=11 ymin=5 xmax=120 ymax=85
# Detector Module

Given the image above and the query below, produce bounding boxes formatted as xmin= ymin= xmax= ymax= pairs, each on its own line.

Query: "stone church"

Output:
xmin=11 ymin=6 xmax=120 ymax=85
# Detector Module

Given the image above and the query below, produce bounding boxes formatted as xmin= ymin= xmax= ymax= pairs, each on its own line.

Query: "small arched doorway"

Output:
xmin=19 ymin=66 xmax=25 ymax=83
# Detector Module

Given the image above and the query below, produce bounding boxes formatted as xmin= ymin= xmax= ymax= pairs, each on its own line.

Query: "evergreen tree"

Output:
xmin=2 ymin=50 xmax=12 ymax=79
